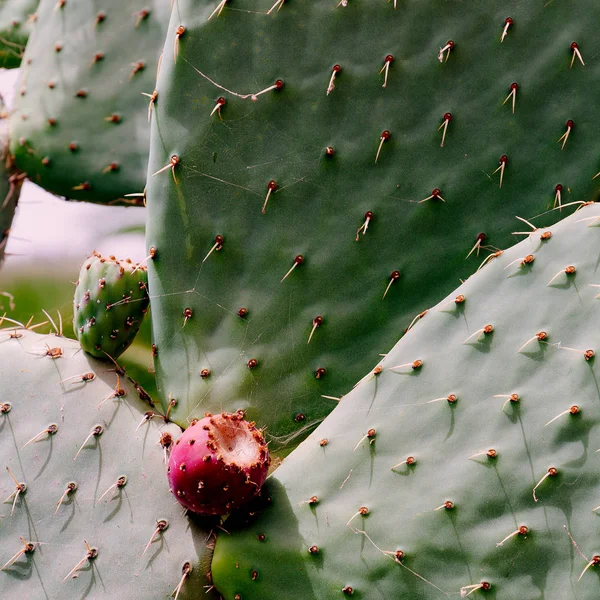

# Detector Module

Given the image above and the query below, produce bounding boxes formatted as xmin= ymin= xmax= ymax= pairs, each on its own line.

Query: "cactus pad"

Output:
xmin=212 ymin=203 xmax=600 ymax=599
xmin=0 ymin=102 xmax=24 ymax=267
xmin=0 ymin=0 xmax=37 ymax=68
xmin=146 ymin=0 xmax=600 ymax=443
xmin=9 ymin=0 xmax=169 ymax=203
xmin=0 ymin=329 xmax=214 ymax=599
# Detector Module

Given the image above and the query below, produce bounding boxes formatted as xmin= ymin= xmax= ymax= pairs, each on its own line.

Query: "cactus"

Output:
xmin=0 ymin=153 xmax=22 ymax=267
xmin=73 ymin=252 xmax=150 ymax=360
xmin=0 ymin=0 xmax=38 ymax=68
xmin=0 ymin=328 xmax=217 ymax=599
xmin=0 ymin=99 xmax=25 ymax=267
xmin=5 ymin=1 xmax=600 ymax=595
xmin=9 ymin=0 xmax=169 ymax=204
xmin=146 ymin=0 xmax=600 ymax=443
xmin=211 ymin=203 xmax=600 ymax=599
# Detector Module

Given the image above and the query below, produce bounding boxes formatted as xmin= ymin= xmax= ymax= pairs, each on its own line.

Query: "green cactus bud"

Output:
xmin=73 ymin=252 xmax=149 ymax=359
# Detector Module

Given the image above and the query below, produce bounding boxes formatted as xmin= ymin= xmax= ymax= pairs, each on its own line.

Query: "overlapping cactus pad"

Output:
xmin=0 ymin=330 xmax=215 ymax=599
xmin=212 ymin=203 xmax=600 ymax=599
xmin=146 ymin=0 xmax=600 ymax=442
xmin=9 ymin=0 xmax=169 ymax=203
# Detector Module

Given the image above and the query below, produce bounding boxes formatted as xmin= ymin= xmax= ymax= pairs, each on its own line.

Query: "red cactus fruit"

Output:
xmin=167 ymin=411 xmax=270 ymax=515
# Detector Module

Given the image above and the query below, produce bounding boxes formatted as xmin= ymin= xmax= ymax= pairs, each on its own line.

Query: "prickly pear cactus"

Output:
xmin=0 ymin=0 xmax=38 ymax=68
xmin=146 ymin=0 xmax=600 ymax=443
xmin=212 ymin=203 xmax=600 ymax=599
xmin=0 ymin=98 xmax=25 ymax=266
xmin=9 ymin=0 xmax=169 ymax=204
xmin=73 ymin=252 xmax=150 ymax=359
xmin=0 ymin=329 xmax=215 ymax=599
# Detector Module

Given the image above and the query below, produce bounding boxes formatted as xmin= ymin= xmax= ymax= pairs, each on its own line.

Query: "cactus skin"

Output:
xmin=0 ymin=0 xmax=38 ymax=68
xmin=73 ymin=252 xmax=149 ymax=359
xmin=212 ymin=204 xmax=600 ymax=599
xmin=9 ymin=0 xmax=169 ymax=204
xmin=146 ymin=0 xmax=600 ymax=443
xmin=0 ymin=156 xmax=24 ymax=266
xmin=167 ymin=411 xmax=270 ymax=516
xmin=0 ymin=330 xmax=216 ymax=599
xmin=0 ymin=101 xmax=24 ymax=267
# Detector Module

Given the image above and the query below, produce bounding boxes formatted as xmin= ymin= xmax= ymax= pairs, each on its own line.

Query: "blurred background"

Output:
xmin=0 ymin=67 xmax=155 ymax=390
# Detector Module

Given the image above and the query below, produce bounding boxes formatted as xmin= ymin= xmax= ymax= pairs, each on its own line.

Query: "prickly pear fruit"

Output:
xmin=167 ymin=411 xmax=270 ymax=516
xmin=73 ymin=251 xmax=149 ymax=359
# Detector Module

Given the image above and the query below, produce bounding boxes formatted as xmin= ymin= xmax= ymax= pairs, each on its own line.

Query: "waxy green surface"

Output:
xmin=147 ymin=0 xmax=600 ymax=442
xmin=9 ymin=0 xmax=169 ymax=203
xmin=0 ymin=0 xmax=38 ymax=68
xmin=0 ymin=330 xmax=216 ymax=599
xmin=212 ymin=203 xmax=600 ymax=600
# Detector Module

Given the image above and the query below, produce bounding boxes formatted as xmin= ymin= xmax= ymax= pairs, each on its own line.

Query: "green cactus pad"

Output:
xmin=73 ymin=252 xmax=150 ymax=359
xmin=9 ymin=0 xmax=169 ymax=204
xmin=212 ymin=203 xmax=600 ymax=599
xmin=0 ymin=329 xmax=216 ymax=599
xmin=0 ymin=100 xmax=25 ymax=267
xmin=146 ymin=0 xmax=600 ymax=442
xmin=0 ymin=0 xmax=38 ymax=68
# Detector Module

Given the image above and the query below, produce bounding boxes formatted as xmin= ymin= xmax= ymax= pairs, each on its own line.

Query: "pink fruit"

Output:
xmin=167 ymin=410 xmax=270 ymax=515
